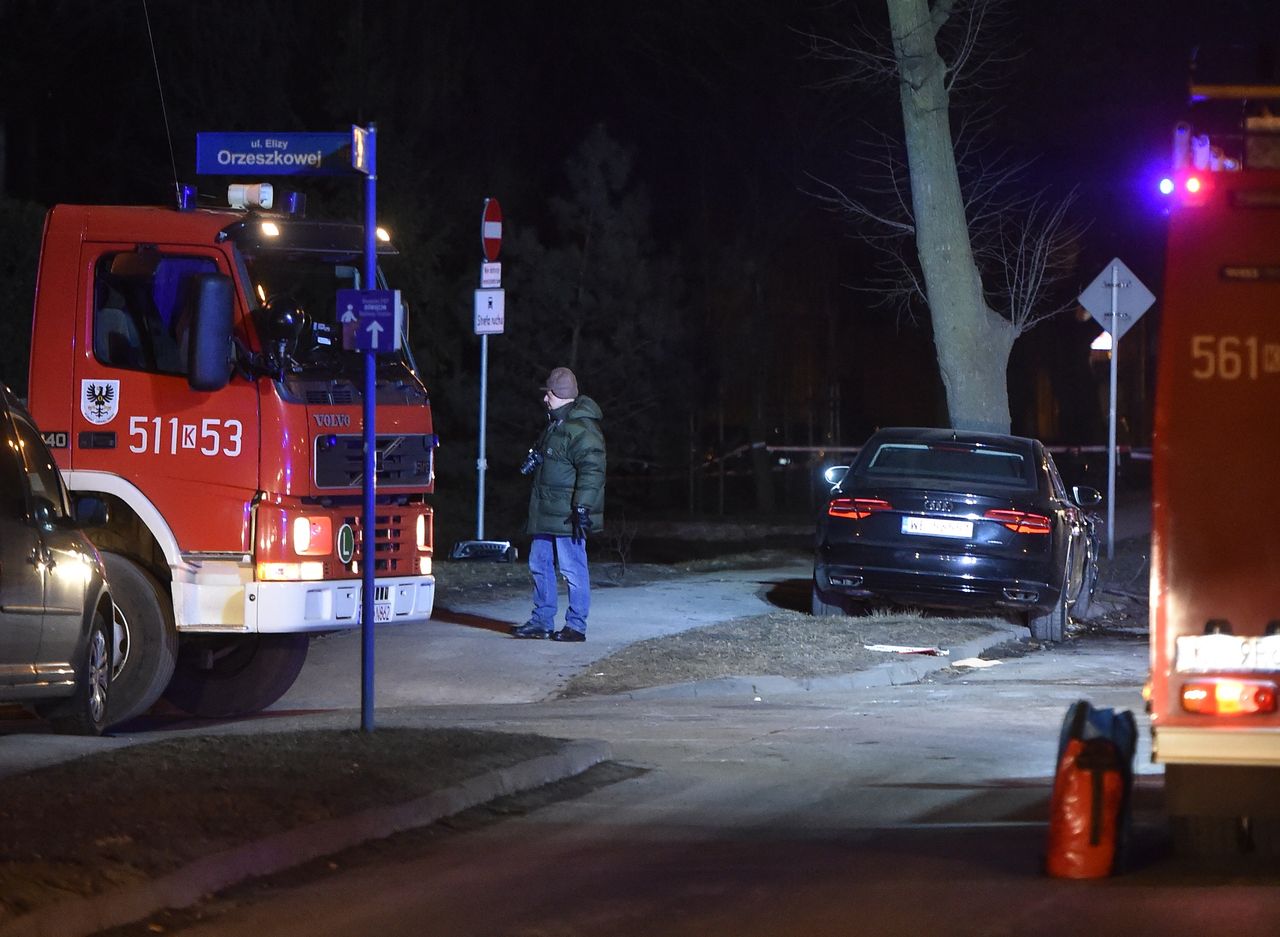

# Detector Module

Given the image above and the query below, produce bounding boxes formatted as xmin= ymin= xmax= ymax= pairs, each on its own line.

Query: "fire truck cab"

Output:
xmin=26 ymin=185 xmax=437 ymax=724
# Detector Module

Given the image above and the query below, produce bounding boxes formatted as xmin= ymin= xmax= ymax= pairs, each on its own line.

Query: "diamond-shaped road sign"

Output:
xmin=1078 ymin=257 xmax=1156 ymax=342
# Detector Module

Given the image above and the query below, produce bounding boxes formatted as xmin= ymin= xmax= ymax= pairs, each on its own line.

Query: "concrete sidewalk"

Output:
xmin=278 ymin=559 xmax=819 ymax=709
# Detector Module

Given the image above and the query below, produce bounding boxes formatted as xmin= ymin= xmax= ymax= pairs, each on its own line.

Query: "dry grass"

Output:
xmin=560 ymin=607 xmax=1008 ymax=698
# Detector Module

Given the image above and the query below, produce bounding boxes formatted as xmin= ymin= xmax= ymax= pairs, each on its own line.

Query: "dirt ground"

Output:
xmin=0 ymin=531 xmax=1150 ymax=926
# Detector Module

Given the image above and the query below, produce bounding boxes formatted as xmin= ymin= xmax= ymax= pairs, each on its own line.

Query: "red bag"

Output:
xmin=1046 ymin=736 xmax=1126 ymax=878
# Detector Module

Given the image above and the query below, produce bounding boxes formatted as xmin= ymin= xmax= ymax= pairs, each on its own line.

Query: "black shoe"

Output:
xmin=551 ymin=627 xmax=586 ymax=643
xmin=512 ymin=621 xmax=552 ymax=639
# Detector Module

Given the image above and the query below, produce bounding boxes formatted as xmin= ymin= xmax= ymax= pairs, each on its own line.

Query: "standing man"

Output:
xmin=512 ymin=367 xmax=606 ymax=642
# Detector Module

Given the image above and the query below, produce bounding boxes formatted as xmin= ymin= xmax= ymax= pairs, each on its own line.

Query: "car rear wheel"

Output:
xmin=812 ymin=581 xmax=846 ymax=617
xmin=43 ymin=610 xmax=111 ymax=736
xmin=1027 ymin=586 xmax=1068 ymax=642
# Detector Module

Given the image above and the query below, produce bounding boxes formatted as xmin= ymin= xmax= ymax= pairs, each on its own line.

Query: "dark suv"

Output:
xmin=0 ymin=385 xmax=114 ymax=734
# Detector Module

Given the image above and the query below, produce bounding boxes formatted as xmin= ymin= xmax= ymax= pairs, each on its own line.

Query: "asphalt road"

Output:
xmin=113 ymin=630 xmax=1280 ymax=937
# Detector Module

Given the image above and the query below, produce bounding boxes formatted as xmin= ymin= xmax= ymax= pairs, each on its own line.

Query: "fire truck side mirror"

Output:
xmin=187 ymin=273 xmax=235 ymax=392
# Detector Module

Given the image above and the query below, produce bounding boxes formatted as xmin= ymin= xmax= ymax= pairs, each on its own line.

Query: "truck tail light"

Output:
xmin=292 ymin=516 xmax=333 ymax=556
xmin=984 ymin=509 xmax=1052 ymax=534
xmin=1181 ymin=678 xmax=1278 ymax=716
xmin=829 ymin=497 xmax=891 ymax=520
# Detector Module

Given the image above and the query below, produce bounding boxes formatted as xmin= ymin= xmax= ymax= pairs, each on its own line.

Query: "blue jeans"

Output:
xmin=528 ymin=534 xmax=590 ymax=633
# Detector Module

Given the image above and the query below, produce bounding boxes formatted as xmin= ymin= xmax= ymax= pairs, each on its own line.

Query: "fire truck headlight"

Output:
xmin=293 ymin=516 xmax=333 ymax=556
xmin=416 ymin=514 xmax=428 ymax=550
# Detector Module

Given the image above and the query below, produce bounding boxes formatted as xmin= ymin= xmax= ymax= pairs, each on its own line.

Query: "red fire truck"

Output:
xmin=1151 ymin=78 xmax=1280 ymax=853
xmin=25 ymin=185 xmax=437 ymax=724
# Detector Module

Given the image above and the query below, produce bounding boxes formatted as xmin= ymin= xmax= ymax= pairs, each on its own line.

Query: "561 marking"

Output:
xmin=1191 ymin=334 xmax=1280 ymax=381
xmin=128 ymin=416 xmax=243 ymax=457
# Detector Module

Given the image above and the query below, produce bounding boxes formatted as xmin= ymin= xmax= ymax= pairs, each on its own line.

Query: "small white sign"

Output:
xmin=474 ymin=289 xmax=505 ymax=335
xmin=481 ymin=262 xmax=502 ymax=288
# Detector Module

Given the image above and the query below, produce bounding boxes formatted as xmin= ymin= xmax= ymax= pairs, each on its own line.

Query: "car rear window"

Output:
xmin=862 ymin=442 xmax=1033 ymax=487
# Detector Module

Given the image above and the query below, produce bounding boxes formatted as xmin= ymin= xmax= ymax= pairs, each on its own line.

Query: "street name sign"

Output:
xmin=196 ymin=132 xmax=354 ymax=175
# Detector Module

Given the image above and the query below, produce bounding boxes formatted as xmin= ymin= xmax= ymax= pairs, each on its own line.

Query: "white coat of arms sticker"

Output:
xmin=81 ymin=380 xmax=120 ymax=425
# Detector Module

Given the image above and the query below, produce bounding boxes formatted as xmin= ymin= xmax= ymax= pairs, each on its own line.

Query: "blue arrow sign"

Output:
xmin=338 ymin=289 xmax=402 ymax=352
xmin=196 ymin=132 xmax=355 ymax=175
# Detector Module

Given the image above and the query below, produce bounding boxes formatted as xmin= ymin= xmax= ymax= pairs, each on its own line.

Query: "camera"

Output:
xmin=519 ymin=448 xmax=543 ymax=475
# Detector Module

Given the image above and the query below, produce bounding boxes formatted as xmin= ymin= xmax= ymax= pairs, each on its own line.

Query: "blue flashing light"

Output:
xmin=281 ymin=190 xmax=307 ymax=216
xmin=1159 ymin=177 xmax=1175 ymax=196
xmin=176 ymin=183 xmax=199 ymax=211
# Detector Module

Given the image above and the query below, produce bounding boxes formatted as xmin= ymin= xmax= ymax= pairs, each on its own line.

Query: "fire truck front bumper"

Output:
xmin=245 ymin=575 xmax=436 ymax=633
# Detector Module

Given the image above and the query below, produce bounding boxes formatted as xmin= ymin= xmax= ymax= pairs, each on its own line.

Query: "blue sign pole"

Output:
xmin=360 ymin=124 xmax=378 ymax=733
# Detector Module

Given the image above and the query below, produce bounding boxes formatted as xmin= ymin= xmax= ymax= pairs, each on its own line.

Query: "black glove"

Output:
xmin=571 ymin=504 xmax=593 ymax=543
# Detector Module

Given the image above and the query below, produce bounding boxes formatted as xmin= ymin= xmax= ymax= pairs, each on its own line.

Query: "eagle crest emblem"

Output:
xmin=81 ymin=379 xmax=120 ymax=425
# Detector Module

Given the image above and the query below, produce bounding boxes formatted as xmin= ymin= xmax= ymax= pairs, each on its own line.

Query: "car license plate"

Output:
xmin=1176 ymin=633 xmax=1280 ymax=672
xmin=901 ymin=515 xmax=973 ymax=539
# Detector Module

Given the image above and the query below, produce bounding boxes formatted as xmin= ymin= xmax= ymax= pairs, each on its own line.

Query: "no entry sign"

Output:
xmin=481 ymin=198 xmax=503 ymax=262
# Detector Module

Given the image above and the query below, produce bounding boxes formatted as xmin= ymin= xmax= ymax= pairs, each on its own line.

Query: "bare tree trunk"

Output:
xmin=887 ymin=0 xmax=1014 ymax=433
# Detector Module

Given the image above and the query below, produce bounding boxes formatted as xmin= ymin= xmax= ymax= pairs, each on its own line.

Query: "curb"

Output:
xmin=617 ymin=620 xmax=1026 ymax=701
xmin=0 ymin=738 xmax=612 ymax=937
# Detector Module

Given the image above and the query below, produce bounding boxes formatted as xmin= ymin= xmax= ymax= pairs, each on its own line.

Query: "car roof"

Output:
xmin=864 ymin=426 xmax=1041 ymax=454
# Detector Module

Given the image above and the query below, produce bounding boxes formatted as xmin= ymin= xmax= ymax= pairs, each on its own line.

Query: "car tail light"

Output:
xmin=1181 ymin=678 xmax=1278 ymax=716
xmin=828 ymin=497 xmax=891 ymax=520
xmin=983 ymin=509 xmax=1051 ymax=534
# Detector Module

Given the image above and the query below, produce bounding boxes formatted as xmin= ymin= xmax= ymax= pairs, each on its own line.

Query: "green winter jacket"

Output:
xmin=526 ymin=395 xmax=606 ymax=536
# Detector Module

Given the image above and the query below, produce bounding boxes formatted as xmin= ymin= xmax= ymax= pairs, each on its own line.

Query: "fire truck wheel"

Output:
xmin=161 ymin=634 xmax=310 ymax=718
xmin=1027 ymin=588 xmax=1068 ymax=642
xmin=1171 ymin=814 xmax=1248 ymax=858
xmin=103 ymin=553 xmax=178 ymax=726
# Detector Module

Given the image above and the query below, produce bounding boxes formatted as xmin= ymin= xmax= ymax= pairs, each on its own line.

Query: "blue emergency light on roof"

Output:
xmin=176 ymin=183 xmax=199 ymax=211
xmin=1159 ymin=177 xmax=1175 ymax=195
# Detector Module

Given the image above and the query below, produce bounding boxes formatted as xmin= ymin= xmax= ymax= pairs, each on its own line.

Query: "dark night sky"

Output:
xmin=4 ymin=0 xmax=1280 ymax=458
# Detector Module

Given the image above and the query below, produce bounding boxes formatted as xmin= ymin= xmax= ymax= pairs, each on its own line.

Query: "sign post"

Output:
xmin=1078 ymin=257 xmax=1156 ymax=559
xmin=476 ymin=198 xmax=503 ymax=541
xmin=350 ymin=124 xmax=380 ymax=732
xmin=198 ymin=123 xmax=387 ymax=732
xmin=448 ymin=199 xmax=514 ymax=562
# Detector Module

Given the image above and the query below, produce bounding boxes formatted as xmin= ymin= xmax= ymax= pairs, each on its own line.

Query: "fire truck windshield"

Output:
xmin=240 ymin=251 xmax=411 ymax=377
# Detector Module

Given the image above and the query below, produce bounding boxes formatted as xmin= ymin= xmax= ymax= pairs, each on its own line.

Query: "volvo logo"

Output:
xmin=924 ymin=498 xmax=954 ymax=513
xmin=313 ymin=413 xmax=351 ymax=428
